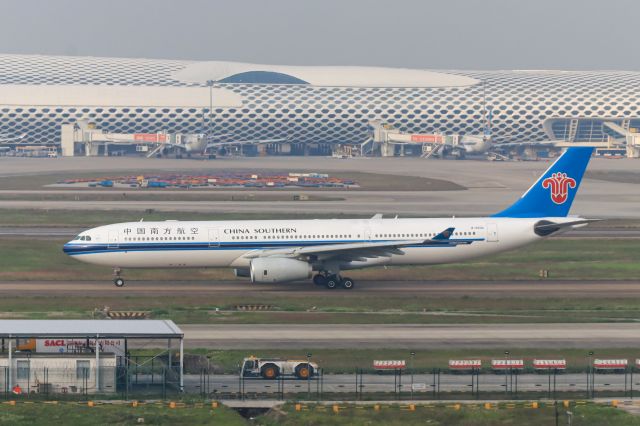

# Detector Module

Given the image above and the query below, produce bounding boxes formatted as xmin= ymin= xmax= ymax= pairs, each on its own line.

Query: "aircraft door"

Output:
xmin=364 ymin=226 xmax=372 ymax=242
xmin=108 ymin=231 xmax=119 ymax=249
xmin=208 ymin=228 xmax=220 ymax=247
xmin=486 ymin=223 xmax=498 ymax=242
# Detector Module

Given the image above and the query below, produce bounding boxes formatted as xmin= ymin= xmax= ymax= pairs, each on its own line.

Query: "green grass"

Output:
xmin=0 ymin=401 xmax=246 ymax=426
xmin=258 ymin=403 xmax=640 ymax=426
xmin=0 ymin=237 xmax=639 ymax=324
xmin=2 ymin=401 xmax=634 ymax=426
xmin=2 ymin=237 xmax=640 ymax=281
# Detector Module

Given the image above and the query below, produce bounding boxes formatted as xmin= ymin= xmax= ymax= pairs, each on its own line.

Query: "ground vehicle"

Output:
xmin=240 ymin=356 xmax=319 ymax=379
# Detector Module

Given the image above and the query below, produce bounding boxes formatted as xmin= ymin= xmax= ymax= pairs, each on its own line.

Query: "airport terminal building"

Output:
xmin=2 ymin=54 xmax=640 ymax=148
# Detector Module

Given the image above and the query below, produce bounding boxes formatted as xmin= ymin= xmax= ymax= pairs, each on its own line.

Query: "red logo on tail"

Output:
xmin=542 ymin=172 xmax=576 ymax=204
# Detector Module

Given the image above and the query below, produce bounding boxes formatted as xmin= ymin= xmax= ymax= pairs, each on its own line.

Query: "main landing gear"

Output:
xmin=113 ymin=268 xmax=125 ymax=287
xmin=313 ymin=274 xmax=355 ymax=290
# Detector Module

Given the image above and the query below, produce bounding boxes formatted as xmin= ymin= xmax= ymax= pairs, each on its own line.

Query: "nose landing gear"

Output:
xmin=113 ymin=268 xmax=125 ymax=287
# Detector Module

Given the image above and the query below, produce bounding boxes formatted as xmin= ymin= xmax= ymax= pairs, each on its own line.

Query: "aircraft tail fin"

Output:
xmin=492 ymin=147 xmax=593 ymax=218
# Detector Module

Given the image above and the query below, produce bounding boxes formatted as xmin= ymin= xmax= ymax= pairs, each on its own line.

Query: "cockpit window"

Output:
xmin=85 ymin=236 xmax=91 ymax=241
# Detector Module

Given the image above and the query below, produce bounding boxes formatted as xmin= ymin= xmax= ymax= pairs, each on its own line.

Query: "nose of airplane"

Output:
xmin=62 ymin=241 xmax=76 ymax=255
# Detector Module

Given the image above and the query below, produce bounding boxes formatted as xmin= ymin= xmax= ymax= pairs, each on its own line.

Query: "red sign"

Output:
xmin=533 ymin=359 xmax=566 ymax=370
xmin=410 ymin=134 xmax=442 ymax=143
xmin=491 ymin=359 xmax=524 ymax=369
xmin=593 ymin=359 xmax=628 ymax=369
xmin=134 ymin=133 xmax=167 ymax=143
xmin=373 ymin=360 xmax=406 ymax=370
xmin=449 ymin=360 xmax=482 ymax=369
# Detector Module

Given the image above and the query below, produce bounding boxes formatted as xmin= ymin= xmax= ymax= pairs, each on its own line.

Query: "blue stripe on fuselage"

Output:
xmin=63 ymin=239 xmax=484 ymax=256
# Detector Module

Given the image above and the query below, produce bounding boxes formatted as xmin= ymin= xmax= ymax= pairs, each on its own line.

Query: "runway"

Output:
xmin=0 ymin=279 xmax=638 ymax=298
xmin=179 ymin=323 xmax=640 ymax=349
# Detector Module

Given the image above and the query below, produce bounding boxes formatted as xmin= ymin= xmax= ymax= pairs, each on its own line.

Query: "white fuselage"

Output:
xmin=63 ymin=217 xmax=557 ymax=270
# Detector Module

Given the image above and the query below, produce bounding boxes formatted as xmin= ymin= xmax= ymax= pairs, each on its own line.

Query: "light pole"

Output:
xmin=307 ymin=352 xmax=312 ymax=400
xmin=410 ymin=351 xmax=416 ymax=400
xmin=206 ymin=80 xmax=215 ymax=135
xmin=504 ymin=351 xmax=510 ymax=395
xmin=587 ymin=351 xmax=594 ymax=398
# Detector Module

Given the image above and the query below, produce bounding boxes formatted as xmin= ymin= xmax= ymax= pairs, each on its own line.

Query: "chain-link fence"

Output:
xmin=2 ymin=361 xmax=640 ymax=401
xmin=192 ymin=368 xmax=640 ymax=402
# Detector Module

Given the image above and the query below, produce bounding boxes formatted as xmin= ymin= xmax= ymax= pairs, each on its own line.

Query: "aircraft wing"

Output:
xmin=244 ymin=227 xmax=472 ymax=262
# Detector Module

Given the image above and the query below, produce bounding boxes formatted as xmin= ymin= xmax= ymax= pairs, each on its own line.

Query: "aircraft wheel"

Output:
xmin=325 ymin=276 xmax=339 ymax=289
xmin=313 ymin=274 xmax=327 ymax=286
xmin=114 ymin=278 xmax=125 ymax=287
xmin=341 ymin=277 xmax=355 ymax=290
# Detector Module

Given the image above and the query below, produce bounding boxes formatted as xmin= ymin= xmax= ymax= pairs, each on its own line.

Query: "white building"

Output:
xmin=1 ymin=54 xmax=640 ymax=148
xmin=0 ymin=353 xmax=117 ymax=395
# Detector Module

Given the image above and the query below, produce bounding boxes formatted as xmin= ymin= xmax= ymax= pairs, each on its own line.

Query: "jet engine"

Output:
xmin=250 ymin=258 xmax=312 ymax=283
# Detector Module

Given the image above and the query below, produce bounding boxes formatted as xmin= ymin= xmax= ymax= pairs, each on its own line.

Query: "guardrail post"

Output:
xmin=631 ymin=369 xmax=634 ymax=399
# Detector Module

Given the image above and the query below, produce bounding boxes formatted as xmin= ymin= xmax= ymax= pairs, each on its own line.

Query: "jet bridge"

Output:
xmin=369 ymin=120 xmax=461 ymax=158
xmin=60 ymin=121 xmax=206 ymax=157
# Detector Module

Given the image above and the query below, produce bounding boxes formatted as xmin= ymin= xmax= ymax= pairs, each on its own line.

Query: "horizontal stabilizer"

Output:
xmin=534 ymin=219 xmax=601 ymax=236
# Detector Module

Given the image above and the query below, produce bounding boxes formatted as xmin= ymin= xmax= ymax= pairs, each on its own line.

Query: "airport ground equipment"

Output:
xmin=240 ymin=356 xmax=318 ymax=380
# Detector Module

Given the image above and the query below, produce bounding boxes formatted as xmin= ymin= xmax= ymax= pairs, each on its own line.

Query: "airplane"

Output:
xmin=63 ymin=147 xmax=596 ymax=290
xmin=457 ymin=110 xmax=564 ymax=158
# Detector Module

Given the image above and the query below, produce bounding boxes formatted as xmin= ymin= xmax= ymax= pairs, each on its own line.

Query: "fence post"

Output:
xmin=432 ymin=369 xmax=437 ymax=400
xmin=162 ymin=368 xmax=166 ymax=400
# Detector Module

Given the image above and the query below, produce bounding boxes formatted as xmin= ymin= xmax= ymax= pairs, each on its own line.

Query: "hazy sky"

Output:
xmin=0 ymin=0 xmax=637 ymax=70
